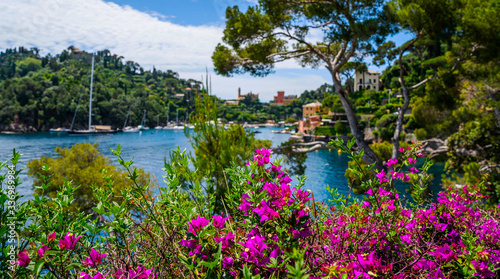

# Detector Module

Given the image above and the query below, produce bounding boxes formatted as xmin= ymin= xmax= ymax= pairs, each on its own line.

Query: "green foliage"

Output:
xmin=334 ymin=121 xmax=350 ymax=135
xmin=183 ymin=89 xmax=271 ymax=210
xmin=375 ymin=115 xmax=397 ymax=141
xmin=27 ymin=142 xmax=150 ymax=212
xmin=370 ymin=141 xmax=410 ymax=163
xmin=314 ymin=126 xmax=336 ymax=136
xmin=0 ymin=47 xmax=202 ymax=129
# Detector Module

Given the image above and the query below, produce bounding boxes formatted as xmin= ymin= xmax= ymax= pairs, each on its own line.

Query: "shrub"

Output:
xmin=3 ymin=141 xmax=500 ymax=278
xmin=314 ymin=126 xmax=336 ymax=136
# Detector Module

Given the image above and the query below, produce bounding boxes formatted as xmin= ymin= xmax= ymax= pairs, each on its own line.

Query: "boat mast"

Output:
xmin=89 ymin=55 xmax=95 ymax=130
xmin=166 ymin=104 xmax=169 ymax=125
xmin=123 ymin=106 xmax=131 ymax=129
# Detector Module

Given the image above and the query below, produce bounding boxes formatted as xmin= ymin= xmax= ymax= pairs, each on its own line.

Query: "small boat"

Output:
xmin=123 ymin=126 xmax=139 ymax=133
xmin=49 ymin=127 xmax=72 ymax=133
xmin=138 ymin=110 xmax=149 ymax=130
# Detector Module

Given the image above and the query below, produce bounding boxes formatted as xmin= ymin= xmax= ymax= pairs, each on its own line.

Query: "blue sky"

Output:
xmin=0 ymin=0 xmax=412 ymax=101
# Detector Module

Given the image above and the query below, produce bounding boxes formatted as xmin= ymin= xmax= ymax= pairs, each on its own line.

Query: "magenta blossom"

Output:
xmin=47 ymin=232 xmax=56 ymax=243
xmin=295 ymin=188 xmax=312 ymax=204
xmin=212 ymin=215 xmax=231 ymax=229
xmin=82 ymin=248 xmax=108 ymax=267
xmin=385 ymin=158 xmax=398 ymax=167
xmin=81 ymin=271 xmax=106 ymax=279
xmin=16 ymin=250 xmax=30 ymax=267
xmin=408 ymin=157 xmax=417 ymax=164
xmin=398 ymin=147 xmax=405 ymax=153
xmin=222 ymin=257 xmax=234 ymax=269
xmin=187 ymin=217 xmax=209 ymax=236
xmin=409 ymin=166 xmax=420 ymax=173
xmin=58 ymin=232 xmax=83 ymax=250
xmin=114 ymin=266 xmax=154 ymax=279
xmin=37 ymin=244 xmax=49 ymax=258
xmin=376 ymin=170 xmax=389 ymax=183
xmin=238 ymin=193 xmax=254 ymax=211
xmin=253 ymin=199 xmax=280 ymax=222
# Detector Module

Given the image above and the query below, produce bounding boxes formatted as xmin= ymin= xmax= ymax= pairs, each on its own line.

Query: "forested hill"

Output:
xmin=0 ymin=47 xmax=202 ymax=131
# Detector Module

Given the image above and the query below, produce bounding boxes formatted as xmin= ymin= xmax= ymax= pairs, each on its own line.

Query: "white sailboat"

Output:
xmin=173 ymin=108 xmax=183 ymax=129
xmin=138 ymin=110 xmax=149 ymax=130
xmin=122 ymin=107 xmax=139 ymax=132
xmin=154 ymin=115 xmax=162 ymax=130
xmin=69 ymin=55 xmax=116 ymax=135
xmin=163 ymin=104 xmax=174 ymax=129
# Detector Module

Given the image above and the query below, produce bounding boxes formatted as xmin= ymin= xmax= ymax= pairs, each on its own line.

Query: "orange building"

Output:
xmin=302 ymin=102 xmax=322 ymax=118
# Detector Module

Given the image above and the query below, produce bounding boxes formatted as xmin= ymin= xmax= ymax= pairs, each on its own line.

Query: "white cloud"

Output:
xmin=0 ymin=0 xmax=331 ymax=100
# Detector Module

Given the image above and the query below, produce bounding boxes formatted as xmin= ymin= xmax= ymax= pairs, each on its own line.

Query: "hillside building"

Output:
xmin=354 ymin=70 xmax=380 ymax=92
xmin=237 ymin=87 xmax=259 ymax=102
xmin=273 ymin=91 xmax=297 ymax=105
xmin=302 ymin=101 xmax=322 ymax=119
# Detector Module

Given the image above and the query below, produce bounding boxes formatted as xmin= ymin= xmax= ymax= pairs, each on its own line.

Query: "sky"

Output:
xmin=0 ymin=0 xmax=412 ymax=101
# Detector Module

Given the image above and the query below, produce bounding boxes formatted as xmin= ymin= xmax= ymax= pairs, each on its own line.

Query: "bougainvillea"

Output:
xmin=3 ymin=142 xmax=500 ymax=278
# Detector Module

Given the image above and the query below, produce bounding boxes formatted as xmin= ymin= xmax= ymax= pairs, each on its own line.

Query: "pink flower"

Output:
xmin=187 ymin=217 xmax=209 ymax=236
xmin=403 ymin=173 xmax=411 ymax=182
xmin=58 ymin=232 xmax=82 ymax=250
xmin=409 ymin=166 xmax=420 ymax=173
xmin=37 ymin=244 xmax=48 ymax=258
xmin=222 ymin=257 xmax=234 ymax=269
xmin=366 ymin=189 xmax=374 ymax=196
xmin=16 ymin=250 xmax=30 ymax=267
xmin=114 ymin=266 xmax=154 ymax=279
xmin=376 ymin=170 xmax=389 ymax=183
xmin=253 ymin=199 xmax=280 ymax=222
xmin=398 ymin=147 xmax=405 ymax=153
xmin=47 ymin=232 xmax=56 ymax=243
xmin=361 ymin=201 xmax=370 ymax=208
xmin=212 ymin=215 xmax=231 ymax=229
xmin=385 ymin=158 xmax=398 ymax=167
xmin=408 ymin=157 xmax=416 ymax=164
xmin=81 ymin=272 xmax=106 ymax=279
xmin=82 ymin=248 xmax=108 ymax=267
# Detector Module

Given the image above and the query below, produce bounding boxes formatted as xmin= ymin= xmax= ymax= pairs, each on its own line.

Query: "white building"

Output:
xmin=354 ymin=70 xmax=380 ymax=92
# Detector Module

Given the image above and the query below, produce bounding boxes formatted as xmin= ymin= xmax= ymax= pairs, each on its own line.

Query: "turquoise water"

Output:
xmin=0 ymin=128 xmax=445 ymax=203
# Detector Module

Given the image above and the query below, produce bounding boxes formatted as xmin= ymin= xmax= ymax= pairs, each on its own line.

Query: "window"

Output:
xmin=360 ymin=78 xmax=362 ymax=83
xmin=359 ymin=85 xmax=363 ymax=91
xmin=367 ymin=85 xmax=371 ymax=89
xmin=373 ymin=79 xmax=376 ymax=83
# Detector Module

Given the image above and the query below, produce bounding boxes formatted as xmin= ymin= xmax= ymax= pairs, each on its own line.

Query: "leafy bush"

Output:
xmin=334 ymin=121 xmax=350 ymax=135
xmin=27 ymin=142 xmax=150 ymax=212
xmin=2 ymin=141 xmax=500 ymax=278
xmin=314 ymin=126 xmax=336 ymax=136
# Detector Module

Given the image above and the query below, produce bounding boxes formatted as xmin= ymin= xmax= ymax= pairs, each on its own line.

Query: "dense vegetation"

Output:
xmin=2 ymin=140 xmax=500 ymax=278
xmin=0 ymin=47 xmax=202 ymax=130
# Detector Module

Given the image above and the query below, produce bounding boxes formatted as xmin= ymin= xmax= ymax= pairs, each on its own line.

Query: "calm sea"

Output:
xmin=0 ymin=128 xmax=445 ymax=203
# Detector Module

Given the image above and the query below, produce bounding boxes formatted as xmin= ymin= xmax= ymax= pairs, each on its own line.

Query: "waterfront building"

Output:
xmin=354 ymin=70 xmax=380 ymax=92
xmin=302 ymin=101 xmax=322 ymax=119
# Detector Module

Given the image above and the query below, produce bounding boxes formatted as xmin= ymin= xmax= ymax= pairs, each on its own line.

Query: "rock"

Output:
xmin=289 ymin=135 xmax=304 ymax=143
xmin=419 ymin=138 xmax=448 ymax=158
xmin=364 ymin=127 xmax=375 ymax=143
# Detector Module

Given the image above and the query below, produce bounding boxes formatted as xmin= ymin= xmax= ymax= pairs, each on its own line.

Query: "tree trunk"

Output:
xmin=331 ymin=75 xmax=383 ymax=171
xmin=392 ymin=86 xmax=410 ymax=159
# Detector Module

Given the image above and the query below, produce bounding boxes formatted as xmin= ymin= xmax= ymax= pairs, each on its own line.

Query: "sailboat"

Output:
xmin=122 ymin=107 xmax=139 ymax=132
xmin=69 ymin=55 xmax=116 ymax=135
xmin=185 ymin=109 xmax=194 ymax=129
xmin=163 ymin=104 xmax=173 ymax=129
xmin=173 ymin=108 xmax=183 ymax=129
xmin=138 ymin=110 xmax=149 ymax=130
xmin=154 ymin=115 xmax=162 ymax=130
